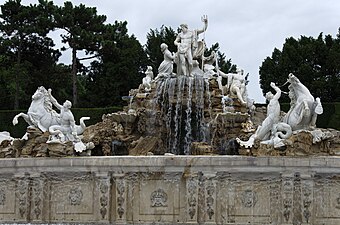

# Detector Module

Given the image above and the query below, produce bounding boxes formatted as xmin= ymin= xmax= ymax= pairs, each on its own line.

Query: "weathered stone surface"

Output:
xmin=190 ymin=142 xmax=214 ymax=155
xmin=129 ymin=136 xmax=164 ymax=155
xmin=0 ymin=156 xmax=338 ymax=224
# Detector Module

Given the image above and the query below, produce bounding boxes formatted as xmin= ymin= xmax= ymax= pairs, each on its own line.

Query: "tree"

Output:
xmin=259 ymin=32 xmax=340 ymax=102
xmin=0 ymin=0 xmax=57 ymax=109
xmin=205 ymin=43 xmax=237 ymax=74
xmin=54 ymin=1 xmax=106 ymax=107
xmin=145 ymin=26 xmax=177 ymax=72
xmin=85 ymin=21 xmax=148 ymax=107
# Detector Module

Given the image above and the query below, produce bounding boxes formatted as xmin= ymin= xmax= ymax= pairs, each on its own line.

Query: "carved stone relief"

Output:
xmin=0 ymin=188 xmax=5 ymax=205
xmin=205 ymin=179 xmax=215 ymax=220
xmin=187 ymin=177 xmax=197 ymax=220
xmin=99 ymin=179 xmax=109 ymax=219
xmin=150 ymin=188 xmax=168 ymax=207
xmin=116 ymin=179 xmax=125 ymax=219
xmin=68 ymin=187 xmax=83 ymax=206
xmin=282 ymin=177 xmax=293 ymax=223
xmin=241 ymin=189 xmax=258 ymax=208
xmin=17 ymin=179 xmax=28 ymax=219
xmin=31 ymin=179 xmax=43 ymax=220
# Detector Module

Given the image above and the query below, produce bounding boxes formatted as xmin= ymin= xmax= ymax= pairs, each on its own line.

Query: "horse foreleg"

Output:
xmin=13 ymin=113 xmax=33 ymax=126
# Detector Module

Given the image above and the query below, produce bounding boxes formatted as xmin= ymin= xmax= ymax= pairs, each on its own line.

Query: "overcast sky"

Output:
xmin=16 ymin=0 xmax=340 ymax=102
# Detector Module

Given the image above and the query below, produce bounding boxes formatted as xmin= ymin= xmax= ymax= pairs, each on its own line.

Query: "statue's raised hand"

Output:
xmin=201 ymin=15 xmax=208 ymax=23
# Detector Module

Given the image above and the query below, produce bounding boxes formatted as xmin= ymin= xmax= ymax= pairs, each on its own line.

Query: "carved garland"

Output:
xmin=302 ymin=183 xmax=312 ymax=223
xmin=187 ymin=178 xmax=197 ymax=219
xmin=282 ymin=178 xmax=293 ymax=222
xmin=17 ymin=179 xmax=28 ymax=218
xmin=116 ymin=179 xmax=125 ymax=219
xmin=0 ymin=188 xmax=5 ymax=205
xmin=99 ymin=179 xmax=109 ymax=219
xmin=32 ymin=179 xmax=42 ymax=219
xmin=206 ymin=179 xmax=215 ymax=220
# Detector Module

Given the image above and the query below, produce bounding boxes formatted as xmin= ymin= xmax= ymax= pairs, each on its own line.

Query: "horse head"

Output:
xmin=284 ymin=73 xmax=315 ymax=130
xmin=287 ymin=73 xmax=313 ymax=101
xmin=287 ymin=73 xmax=300 ymax=84
xmin=32 ymin=86 xmax=47 ymax=101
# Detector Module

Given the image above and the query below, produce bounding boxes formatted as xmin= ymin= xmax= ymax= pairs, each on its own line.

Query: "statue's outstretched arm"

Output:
xmin=196 ymin=15 xmax=208 ymax=35
xmin=270 ymin=82 xmax=281 ymax=100
xmin=48 ymin=89 xmax=62 ymax=110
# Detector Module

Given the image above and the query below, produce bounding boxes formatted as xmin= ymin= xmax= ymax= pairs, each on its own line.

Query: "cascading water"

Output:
xmin=155 ymin=76 xmax=210 ymax=155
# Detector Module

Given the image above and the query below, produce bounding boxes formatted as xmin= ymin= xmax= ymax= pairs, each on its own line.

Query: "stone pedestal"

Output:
xmin=0 ymin=156 xmax=339 ymax=224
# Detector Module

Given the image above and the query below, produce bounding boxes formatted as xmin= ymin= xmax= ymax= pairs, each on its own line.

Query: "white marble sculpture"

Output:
xmin=191 ymin=60 xmax=204 ymax=77
xmin=46 ymin=89 xmax=91 ymax=152
xmin=174 ymin=15 xmax=208 ymax=76
xmin=156 ymin=43 xmax=176 ymax=79
xmin=238 ymin=73 xmax=324 ymax=149
xmin=237 ymin=82 xmax=282 ymax=148
xmin=12 ymin=86 xmax=60 ymax=132
xmin=261 ymin=122 xmax=292 ymax=148
xmin=141 ymin=66 xmax=154 ymax=92
xmin=283 ymin=73 xmax=323 ymax=131
xmin=218 ymin=69 xmax=248 ymax=105
xmin=0 ymin=131 xmax=13 ymax=144
xmin=12 ymin=86 xmax=91 ymax=152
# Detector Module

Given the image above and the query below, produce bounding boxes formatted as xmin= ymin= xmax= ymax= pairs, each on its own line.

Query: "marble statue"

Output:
xmin=218 ymin=69 xmax=248 ymax=105
xmin=12 ymin=86 xmax=90 ymax=152
xmin=47 ymin=89 xmax=90 ymax=152
xmin=0 ymin=131 xmax=13 ymax=144
xmin=266 ymin=122 xmax=293 ymax=148
xmin=156 ymin=43 xmax=176 ymax=79
xmin=12 ymin=86 xmax=60 ymax=132
xmin=283 ymin=73 xmax=323 ymax=130
xmin=191 ymin=60 xmax=204 ymax=77
xmin=202 ymin=51 xmax=218 ymax=79
xmin=174 ymin=15 xmax=208 ymax=76
xmin=141 ymin=66 xmax=154 ymax=92
xmin=237 ymin=82 xmax=282 ymax=148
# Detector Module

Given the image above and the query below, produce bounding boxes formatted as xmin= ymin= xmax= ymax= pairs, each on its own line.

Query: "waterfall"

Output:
xmin=157 ymin=76 xmax=209 ymax=155
xmin=184 ymin=77 xmax=193 ymax=155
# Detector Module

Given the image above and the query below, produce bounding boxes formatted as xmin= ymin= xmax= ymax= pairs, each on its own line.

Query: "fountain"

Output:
xmin=0 ymin=16 xmax=339 ymax=225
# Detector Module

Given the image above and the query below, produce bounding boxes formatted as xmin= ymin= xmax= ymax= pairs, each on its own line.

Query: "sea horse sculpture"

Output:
xmin=13 ymin=86 xmax=89 ymax=135
xmin=283 ymin=73 xmax=323 ymax=131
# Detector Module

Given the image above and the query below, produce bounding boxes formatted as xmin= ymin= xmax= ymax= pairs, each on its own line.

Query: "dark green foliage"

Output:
xmin=0 ymin=0 xmax=59 ymax=109
xmin=54 ymin=1 xmax=107 ymax=106
xmin=260 ymin=32 xmax=340 ymax=102
xmin=85 ymin=22 xmax=148 ymax=107
xmin=205 ymin=42 xmax=237 ymax=73
xmin=145 ymin=26 xmax=177 ymax=72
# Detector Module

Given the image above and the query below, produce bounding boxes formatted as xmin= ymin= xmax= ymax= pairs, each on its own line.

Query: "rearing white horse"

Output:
xmin=13 ymin=86 xmax=60 ymax=132
xmin=283 ymin=73 xmax=322 ymax=131
xmin=13 ymin=86 xmax=89 ymax=134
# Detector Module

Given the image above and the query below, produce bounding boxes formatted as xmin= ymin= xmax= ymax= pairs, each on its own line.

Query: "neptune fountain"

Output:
xmin=0 ymin=16 xmax=339 ymax=225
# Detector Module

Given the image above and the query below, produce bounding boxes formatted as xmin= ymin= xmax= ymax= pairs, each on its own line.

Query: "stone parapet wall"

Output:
xmin=0 ymin=156 xmax=339 ymax=224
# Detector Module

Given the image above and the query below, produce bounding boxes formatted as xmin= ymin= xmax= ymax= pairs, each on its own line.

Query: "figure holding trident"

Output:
xmin=174 ymin=15 xmax=208 ymax=76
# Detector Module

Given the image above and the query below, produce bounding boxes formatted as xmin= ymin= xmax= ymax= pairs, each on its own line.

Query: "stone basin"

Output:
xmin=0 ymin=156 xmax=339 ymax=224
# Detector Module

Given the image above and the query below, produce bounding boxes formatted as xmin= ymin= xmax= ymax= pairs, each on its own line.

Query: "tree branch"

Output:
xmin=78 ymin=54 xmax=101 ymax=61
